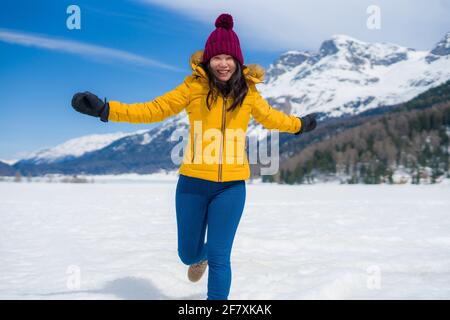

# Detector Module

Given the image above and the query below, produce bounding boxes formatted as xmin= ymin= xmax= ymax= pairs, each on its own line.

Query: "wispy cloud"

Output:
xmin=0 ymin=28 xmax=185 ymax=72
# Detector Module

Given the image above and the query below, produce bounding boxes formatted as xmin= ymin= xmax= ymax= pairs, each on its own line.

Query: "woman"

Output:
xmin=71 ymin=13 xmax=317 ymax=300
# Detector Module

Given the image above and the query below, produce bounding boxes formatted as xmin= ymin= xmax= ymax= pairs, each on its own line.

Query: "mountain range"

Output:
xmin=4 ymin=32 xmax=450 ymax=178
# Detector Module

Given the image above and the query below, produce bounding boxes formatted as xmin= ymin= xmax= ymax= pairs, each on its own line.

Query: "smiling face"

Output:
xmin=209 ymin=54 xmax=237 ymax=82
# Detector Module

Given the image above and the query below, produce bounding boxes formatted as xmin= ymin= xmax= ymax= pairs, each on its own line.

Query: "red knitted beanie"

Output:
xmin=202 ymin=13 xmax=244 ymax=65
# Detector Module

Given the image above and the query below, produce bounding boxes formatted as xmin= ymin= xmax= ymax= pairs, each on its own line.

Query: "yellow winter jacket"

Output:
xmin=107 ymin=50 xmax=302 ymax=182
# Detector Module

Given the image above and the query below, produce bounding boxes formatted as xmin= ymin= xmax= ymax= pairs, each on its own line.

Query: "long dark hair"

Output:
xmin=199 ymin=57 xmax=248 ymax=112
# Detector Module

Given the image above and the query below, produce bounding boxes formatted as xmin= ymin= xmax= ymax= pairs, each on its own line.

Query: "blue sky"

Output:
xmin=0 ymin=0 xmax=449 ymax=161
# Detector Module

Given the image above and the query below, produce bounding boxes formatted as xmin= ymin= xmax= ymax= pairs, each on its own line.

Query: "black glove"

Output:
xmin=295 ymin=113 xmax=317 ymax=135
xmin=71 ymin=91 xmax=109 ymax=122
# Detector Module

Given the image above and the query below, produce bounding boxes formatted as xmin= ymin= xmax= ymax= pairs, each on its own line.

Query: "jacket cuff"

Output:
xmin=100 ymin=102 xmax=109 ymax=122
xmin=294 ymin=117 xmax=302 ymax=135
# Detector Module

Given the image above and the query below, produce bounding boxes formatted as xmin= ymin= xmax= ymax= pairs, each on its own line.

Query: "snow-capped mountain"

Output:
xmin=428 ymin=32 xmax=450 ymax=58
xmin=13 ymin=116 xmax=189 ymax=175
xmin=0 ymin=160 xmax=15 ymax=176
xmin=10 ymin=32 xmax=450 ymax=176
xmin=19 ymin=130 xmax=149 ymax=165
xmin=257 ymin=33 xmax=450 ymax=120
xmin=0 ymin=159 xmax=17 ymax=165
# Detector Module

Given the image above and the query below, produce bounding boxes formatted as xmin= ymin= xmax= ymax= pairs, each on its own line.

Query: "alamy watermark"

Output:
xmin=367 ymin=5 xmax=381 ymax=30
xmin=170 ymin=121 xmax=280 ymax=175
xmin=366 ymin=265 xmax=382 ymax=290
xmin=66 ymin=5 xmax=81 ymax=30
xmin=66 ymin=265 xmax=81 ymax=290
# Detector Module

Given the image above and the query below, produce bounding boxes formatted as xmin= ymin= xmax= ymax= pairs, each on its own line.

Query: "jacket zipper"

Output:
xmin=191 ymin=133 xmax=197 ymax=163
xmin=218 ymin=96 xmax=227 ymax=182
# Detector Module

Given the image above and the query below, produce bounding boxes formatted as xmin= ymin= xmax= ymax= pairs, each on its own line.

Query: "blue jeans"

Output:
xmin=175 ymin=174 xmax=246 ymax=300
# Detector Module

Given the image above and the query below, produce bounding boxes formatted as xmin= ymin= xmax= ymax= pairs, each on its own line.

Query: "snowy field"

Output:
xmin=1 ymin=179 xmax=450 ymax=300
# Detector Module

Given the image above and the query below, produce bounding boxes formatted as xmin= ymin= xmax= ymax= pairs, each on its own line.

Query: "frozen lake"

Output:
xmin=1 ymin=180 xmax=449 ymax=299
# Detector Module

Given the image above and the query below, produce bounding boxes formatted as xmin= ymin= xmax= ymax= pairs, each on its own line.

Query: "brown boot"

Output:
xmin=187 ymin=260 xmax=208 ymax=282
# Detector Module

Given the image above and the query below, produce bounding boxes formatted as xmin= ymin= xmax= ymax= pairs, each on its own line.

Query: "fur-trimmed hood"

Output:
xmin=189 ymin=50 xmax=265 ymax=84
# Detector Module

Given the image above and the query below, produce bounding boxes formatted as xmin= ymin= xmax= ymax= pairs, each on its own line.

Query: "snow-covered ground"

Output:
xmin=1 ymin=180 xmax=449 ymax=300
xmin=0 ymin=172 xmax=181 ymax=184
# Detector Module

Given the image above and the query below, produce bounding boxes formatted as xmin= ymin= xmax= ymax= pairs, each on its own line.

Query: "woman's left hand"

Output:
xmin=296 ymin=113 xmax=317 ymax=134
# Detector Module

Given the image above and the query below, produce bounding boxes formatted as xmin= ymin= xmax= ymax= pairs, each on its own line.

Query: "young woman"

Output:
xmin=71 ymin=13 xmax=317 ymax=300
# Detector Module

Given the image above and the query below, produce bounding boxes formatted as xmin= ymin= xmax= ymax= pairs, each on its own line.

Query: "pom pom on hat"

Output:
xmin=215 ymin=13 xmax=233 ymax=30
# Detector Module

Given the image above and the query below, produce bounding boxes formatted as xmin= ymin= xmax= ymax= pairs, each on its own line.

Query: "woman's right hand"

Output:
xmin=71 ymin=91 xmax=108 ymax=119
